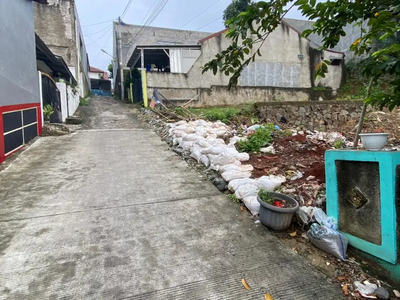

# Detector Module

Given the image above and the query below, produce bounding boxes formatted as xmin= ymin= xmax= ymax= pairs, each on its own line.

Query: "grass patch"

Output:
xmin=227 ymin=194 xmax=240 ymax=204
xmin=237 ymin=124 xmax=275 ymax=153
xmin=189 ymin=107 xmax=241 ymax=123
xmin=79 ymin=97 xmax=89 ymax=106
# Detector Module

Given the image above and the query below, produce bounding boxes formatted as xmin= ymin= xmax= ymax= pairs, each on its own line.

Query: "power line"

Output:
xmin=196 ymin=16 xmax=223 ymax=31
xmin=84 ymin=25 xmax=111 ymax=37
xmin=81 ymin=19 xmax=115 ymax=27
xmin=179 ymin=0 xmax=222 ymax=29
xmin=124 ymin=0 xmax=170 ymax=46
xmin=86 ymin=27 xmax=112 ymax=47
xmin=121 ymin=0 xmax=134 ymax=18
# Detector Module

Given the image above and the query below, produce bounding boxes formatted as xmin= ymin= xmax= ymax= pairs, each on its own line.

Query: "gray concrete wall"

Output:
xmin=149 ymin=85 xmax=334 ymax=108
xmin=256 ymin=100 xmax=365 ymax=131
xmin=116 ymin=24 xmax=211 ymax=67
xmin=34 ymin=0 xmax=90 ymax=96
xmin=146 ymin=23 xmax=344 ymax=106
xmin=0 ymin=0 xmax=40 ymax=106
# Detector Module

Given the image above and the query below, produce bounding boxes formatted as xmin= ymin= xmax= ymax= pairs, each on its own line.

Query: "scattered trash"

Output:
xmin=265 ymin=293 xmax=274 ymax=300
xmin=260 ymin=146 xmax=276 ymax=154
xmin=373 ymin=287 xmax=389 ymax=299
xmin=241 ymin=278 xmax=251 ymax=291
xmin=254 ymin=220 xmax=260 ymax=224
xmin=393 ymin=289 xmax=400 ymax=297
xmin=342 ymin=284 xmax=349 ymax=295
xmin=307 ymin=209 xmax=348 ymax=260
xmin=354 ymin=281 xmax=378 ymax=298
xmin=296 ymin=206 xmax=314 ymax=226
xmin=291 ymin=171 xmax=303 ymax=181
xmin=306 ymin=175 xmax=316 ymax=181
xmin=289 ymin=231 xmax=297 ymax=237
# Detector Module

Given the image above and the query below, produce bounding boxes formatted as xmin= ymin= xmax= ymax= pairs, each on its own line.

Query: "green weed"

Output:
xmin=333 ymin=140 xmax=344 ymax=149
xmin=237 ymin=124 xmax=275 ymax=153
xmin=258 ymin=188 xmax=274 ymax=205
xmin=79 ymin=97 xmax=89 ymax=106
xmin=227 ymin=194 xmax=240 ymax=204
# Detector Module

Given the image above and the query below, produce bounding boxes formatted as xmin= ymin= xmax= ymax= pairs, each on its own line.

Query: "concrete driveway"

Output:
xmin=0 ymin=96 xmax=343 ymax=299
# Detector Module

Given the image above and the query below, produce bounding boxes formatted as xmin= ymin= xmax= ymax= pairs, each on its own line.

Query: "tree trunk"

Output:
xmin=352 ymin=78 xmax=373 ymax=149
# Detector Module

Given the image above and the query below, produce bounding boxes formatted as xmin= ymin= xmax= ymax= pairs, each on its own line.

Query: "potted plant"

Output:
xmin=359 ymin=129 xmax=388 ymax=150
xmin=257 ymin=189 xmax=299 ymax=231
xmin=43 ymin=104 xmax=54 ymax=123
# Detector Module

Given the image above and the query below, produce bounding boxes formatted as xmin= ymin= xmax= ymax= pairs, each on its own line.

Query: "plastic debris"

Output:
xmin=260 ymin=146 xmax=276 ymax=154
xmin=393 ymin=289 xmax=400 ymax=297
xmin=354 ymin=281 xmax=378 ymax=298
xmin=291 ymin=171 xmax=303 ymax=181
xmin=373 ymin=287 xmax=389 ymax=299
xmin=307 ymin=209 xmax=348 ymax=260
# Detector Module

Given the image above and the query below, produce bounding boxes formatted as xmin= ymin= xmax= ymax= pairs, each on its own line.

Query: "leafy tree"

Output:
xmin=204 ymin=0 xmax=400 ymax=146
xmin=108 ymin=61 xmax=113 ymax=78
xmin=223 ymin=0 xmax=254 ymax=24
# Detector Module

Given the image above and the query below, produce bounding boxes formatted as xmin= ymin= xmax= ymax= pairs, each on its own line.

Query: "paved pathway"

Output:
xmin=0 ymin=96 xmax=343 ymax=299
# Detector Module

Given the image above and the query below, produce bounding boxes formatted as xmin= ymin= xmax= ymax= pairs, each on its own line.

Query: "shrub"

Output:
xmin=43 ymin=104 xmax=54 ymax=121
xmin=79 ymin=97 xmax=89 ymax=106
xmin=238 ymin=124 xmax=275 ymax=152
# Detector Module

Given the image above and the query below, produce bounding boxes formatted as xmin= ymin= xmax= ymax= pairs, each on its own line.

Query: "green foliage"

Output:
xmin=333 ymin=140 xmax=344 ymax=149
xmin=108 ymin=61 xmax=113 ymax=78
xmin=227 ymin=194 xmax=240 ymax=204
xmin=79 ymin=97 xmax=89 ymax=106
xmin=203 ymin=0 xmax=400 ymax=110
xmin=43 ymin=104 xmax=54 ymax=121
xmin=223 ymin=0 xmax=254 ymax=23
xmin=238 ymin=124 xmax=275 ymax=152
xmin=258 ymin=188 xmax=273 ymax=205
xmin=175 ymin=107 xmax=184 ymax=114
xmin=190 ymin=107 xmax=241 ymax=123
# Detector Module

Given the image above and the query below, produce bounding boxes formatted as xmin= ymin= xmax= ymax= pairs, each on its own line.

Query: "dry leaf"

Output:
xmin=289 ymin=231 xmax=297 ymax=237
xmin=342 ymin=284 xmax=349 ymax=295
xmin=240 ymin=206 xmax=244 ymax=212
xmin=337 ymin=276 xmax=347 ymax=282
xmin=292 ymin=247 xmax=298 ymax=253
xmin=265 ymin=293 xmax=274 ymax=300
xmin=241 ymin=278 xmax=250 ymax=291
xmin=393 ymin=289 xmax=400 ymax=297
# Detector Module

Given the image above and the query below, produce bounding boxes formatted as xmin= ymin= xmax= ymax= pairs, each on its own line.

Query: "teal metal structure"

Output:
xmin=325 ymin=150 xmax=400 ymax=264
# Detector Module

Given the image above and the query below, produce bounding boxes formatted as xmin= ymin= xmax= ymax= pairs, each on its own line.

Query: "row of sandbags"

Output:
xmin=168 ymin=120 xmax=286 ymax=214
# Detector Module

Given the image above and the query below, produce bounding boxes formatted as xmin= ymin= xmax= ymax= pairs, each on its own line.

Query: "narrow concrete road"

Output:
xmin=0 ymin=96 xmax=343 ymax=299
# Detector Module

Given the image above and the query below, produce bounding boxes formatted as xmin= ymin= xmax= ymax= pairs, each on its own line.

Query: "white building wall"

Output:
xmin=67 ymin=85 xmax=79 ymax=116
xmin=56 ymin=82 xmax=68 ymax=122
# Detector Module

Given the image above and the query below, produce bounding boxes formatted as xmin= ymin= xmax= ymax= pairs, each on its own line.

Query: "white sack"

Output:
xmin=221 ymin=170 xmax=252 ymax=182
xmin=257 ymin=175 xmax=286 ymax=191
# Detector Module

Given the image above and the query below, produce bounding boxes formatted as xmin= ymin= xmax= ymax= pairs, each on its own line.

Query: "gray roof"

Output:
xmin=115 ymin=23 xmax=211 ymax=67
xmin=283 ymin=18 xmax=365 ymax=56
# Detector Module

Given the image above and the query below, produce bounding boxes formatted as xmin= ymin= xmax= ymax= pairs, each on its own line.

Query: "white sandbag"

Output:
xmin=201 ymin=146 xmax=226 ymax=156
xmin=190 ymin=150 xmax=202 ymax=162
xmin=212 ymin=154 xmax=239 ymax=167
xmin=170 ymin=129 xmax=186 ymax=138
xmin=208 ymin=138 xmax=226 ymax=146
xmin=200 ymin=155 xmax=210 ymax=167
xmin=175 ymin=120 xmax=187 ymax=126
xmin=209 ymin=164 xmax=220 ymax=171
xmin=219 ymin=164 xmax=253 ymax=173
xmin=221 ymin=170 xmax=252 ymax=182
xmin=235 ymin=153 xmax=250 ymax=162
xmin=228 ymin=178 xmax=257 ymax=192
xmin=242 ymin=195 xmax=260 ymax=215
xmin=229 ymin=136 xmax=242 ymax=145
xmin=195 ymin=127 xmax=207 ymax=137
xmin=173 ymin=138 xmax=182 ymax=146
xmin=180 ymin=141 xmax=194 ymax=151
xmin=182 ymin=134 xmax=200 ymax=142
xmin=235 ymin=183 xmax=259 ymax=199
xmin=257 ymin=175 xmax=286 ymax=191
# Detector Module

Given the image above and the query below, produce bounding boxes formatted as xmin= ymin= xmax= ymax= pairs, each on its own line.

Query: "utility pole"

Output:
xmin=118 ymin=17 xmax=124 ymax=100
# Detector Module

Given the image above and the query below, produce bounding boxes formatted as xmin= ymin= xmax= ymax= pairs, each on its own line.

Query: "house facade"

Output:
xmin=127 ymin=20 xmax=345 ymax=107
xmin=0 ymin=0 xmax=45 ymax=163
xmin=89 ymin=67 xmax=109 ymax=80
xmin=89 ymin=67 xmax=111 ymax=95
xmin=113 ymin=22 xmax=211 ymax=99
xmin=34 ymin=0 xmax=90 ymax=97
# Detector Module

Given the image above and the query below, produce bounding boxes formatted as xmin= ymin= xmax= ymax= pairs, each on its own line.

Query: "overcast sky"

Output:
xmin=76 ymin=0 xmax=306 ymax=71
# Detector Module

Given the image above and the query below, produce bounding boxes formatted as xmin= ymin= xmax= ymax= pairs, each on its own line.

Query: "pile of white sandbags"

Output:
xmin=168 ymin=120 xmax=286 ymax=214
